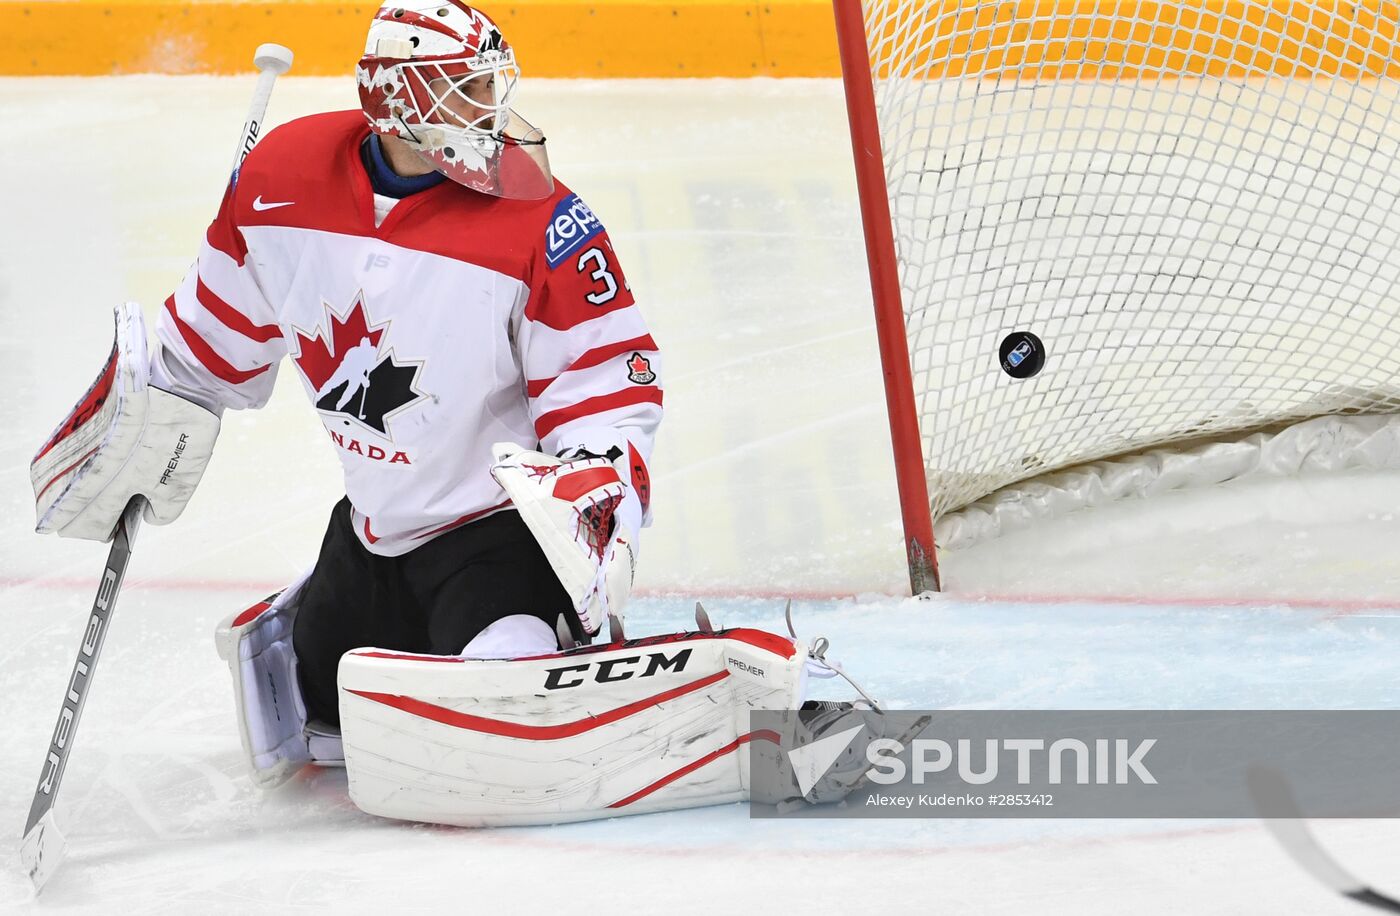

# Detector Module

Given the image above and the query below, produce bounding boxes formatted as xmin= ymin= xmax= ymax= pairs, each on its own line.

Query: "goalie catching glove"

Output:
xmin=490 ymin=442 xmax=636 ymax=637
xmin=31 ymin=302 xmax=219 ymax=541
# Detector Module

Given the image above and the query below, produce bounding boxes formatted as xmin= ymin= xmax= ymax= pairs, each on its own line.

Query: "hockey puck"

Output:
xmin=999 ymin=331 xmax=1045 ymax=379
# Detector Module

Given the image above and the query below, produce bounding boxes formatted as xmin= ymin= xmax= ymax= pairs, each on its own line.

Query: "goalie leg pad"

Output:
xmin=336 ymin=628 xmax=807 ymax=826
xmin=215 ymin=573 xmax=343 ymax=788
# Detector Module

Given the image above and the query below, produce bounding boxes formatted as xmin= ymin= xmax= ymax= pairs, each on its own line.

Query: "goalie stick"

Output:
xmin=1246 ymin=765 xmax=1400 ymax=913
xmin=17 ymin=42 xmax=294 ymax=894
xmin=19 ymin=499 xmax=143 ymax=891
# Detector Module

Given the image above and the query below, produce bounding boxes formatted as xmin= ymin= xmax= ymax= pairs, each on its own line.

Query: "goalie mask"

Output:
xmin=356 ymin=2 xmax=553 ymax=199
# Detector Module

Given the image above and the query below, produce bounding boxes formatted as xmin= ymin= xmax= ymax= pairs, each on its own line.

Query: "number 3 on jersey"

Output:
xmin=577 ymin=246 xmax=619 ymax=305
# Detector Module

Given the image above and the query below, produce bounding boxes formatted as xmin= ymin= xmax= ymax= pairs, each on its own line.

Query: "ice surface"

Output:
xmin=1 ymin=77 xmax=1398 ymax=914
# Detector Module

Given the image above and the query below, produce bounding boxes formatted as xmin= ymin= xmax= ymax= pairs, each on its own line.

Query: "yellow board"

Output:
xmin=3 ymin=0 xmax=1399 ymax=77
xmin=0 ymin=1 xmax=842 ymax=76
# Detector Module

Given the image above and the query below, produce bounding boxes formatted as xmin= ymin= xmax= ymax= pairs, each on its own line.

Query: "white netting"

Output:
xmin=860 ymin=0 xmax=1400 ymax=524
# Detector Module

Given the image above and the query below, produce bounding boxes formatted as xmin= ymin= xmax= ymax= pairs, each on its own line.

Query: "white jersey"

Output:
xmin=153 ymin=111 xmax=661 ymax=555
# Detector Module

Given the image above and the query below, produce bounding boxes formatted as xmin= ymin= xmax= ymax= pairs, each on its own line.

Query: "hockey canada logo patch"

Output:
xmin=291 ymin=294 xmax=428 ymax=438
xmin=626 ymin=352 xmax=656 ymax=385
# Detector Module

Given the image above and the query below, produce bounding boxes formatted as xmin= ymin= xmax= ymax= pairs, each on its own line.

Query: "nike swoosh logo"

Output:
xmin=252 ymin=196 xmax=294 ymax=211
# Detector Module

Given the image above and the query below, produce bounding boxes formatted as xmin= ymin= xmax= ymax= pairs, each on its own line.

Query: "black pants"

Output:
xmin=292 ymin=498 xmax=574 ymax=726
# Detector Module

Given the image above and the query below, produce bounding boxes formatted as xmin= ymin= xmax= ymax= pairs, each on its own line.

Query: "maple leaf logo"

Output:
xmin=290 ymin=293 xmax=428 ymax=438
xmin=626 ymin=352 xmax=656 ymax=385
xmin=292 ymin=293 xmax=385 ymax=392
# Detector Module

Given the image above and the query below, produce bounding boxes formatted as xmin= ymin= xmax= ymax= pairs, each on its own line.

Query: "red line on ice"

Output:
xmin=1 ymin=575 xmax=1397 ymax=613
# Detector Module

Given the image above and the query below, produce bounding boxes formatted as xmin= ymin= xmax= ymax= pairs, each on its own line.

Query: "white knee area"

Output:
xmin=460 ymin=614 xmax=558 ymax=659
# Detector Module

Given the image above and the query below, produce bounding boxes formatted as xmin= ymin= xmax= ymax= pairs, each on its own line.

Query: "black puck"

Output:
xmin=999 ymin=331 xmax=1045 ymax=378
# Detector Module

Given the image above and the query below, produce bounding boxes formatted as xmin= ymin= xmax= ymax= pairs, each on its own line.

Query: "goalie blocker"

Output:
xmin=31 ymin=302 xmax=219 ymax=541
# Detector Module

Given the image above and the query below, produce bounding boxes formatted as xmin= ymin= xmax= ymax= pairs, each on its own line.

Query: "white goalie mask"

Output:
xmin=355 ymin=2 xmax=553 ymax=199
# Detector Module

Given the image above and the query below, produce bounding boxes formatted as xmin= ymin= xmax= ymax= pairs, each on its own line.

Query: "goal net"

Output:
xmin=838 ymin=0 xmax=1400 ymax=579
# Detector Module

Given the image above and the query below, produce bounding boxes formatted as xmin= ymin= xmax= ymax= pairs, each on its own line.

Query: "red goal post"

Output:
xmin=834 ymin=0 xmax=942 ymax=595
xmin=833 ymin=0 xmax=1400 ymax=595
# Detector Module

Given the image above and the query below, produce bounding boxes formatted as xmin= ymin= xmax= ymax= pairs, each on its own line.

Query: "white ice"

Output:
xmin=1 ymin=77 xmax=1398 ymax=914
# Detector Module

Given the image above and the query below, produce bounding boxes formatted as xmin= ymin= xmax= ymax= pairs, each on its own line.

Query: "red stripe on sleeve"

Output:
xmin=196 ymin=276 xmax=281 ymax=343
xmin=533 ymin=387 xmax=664 ymax=439
xmin=163 ymin=296 xmax=271 ymax=386
xmin=526 ymin=334 xmax=658 ymax=398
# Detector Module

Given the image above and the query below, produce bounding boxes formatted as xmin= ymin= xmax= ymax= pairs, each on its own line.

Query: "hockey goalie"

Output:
xmin=31 ymin=0 xmax=882 ymax=827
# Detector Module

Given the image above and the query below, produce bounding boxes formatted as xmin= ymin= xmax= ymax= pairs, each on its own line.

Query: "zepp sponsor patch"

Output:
xmin=545 ymin=194 xmax=605 ymax=269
